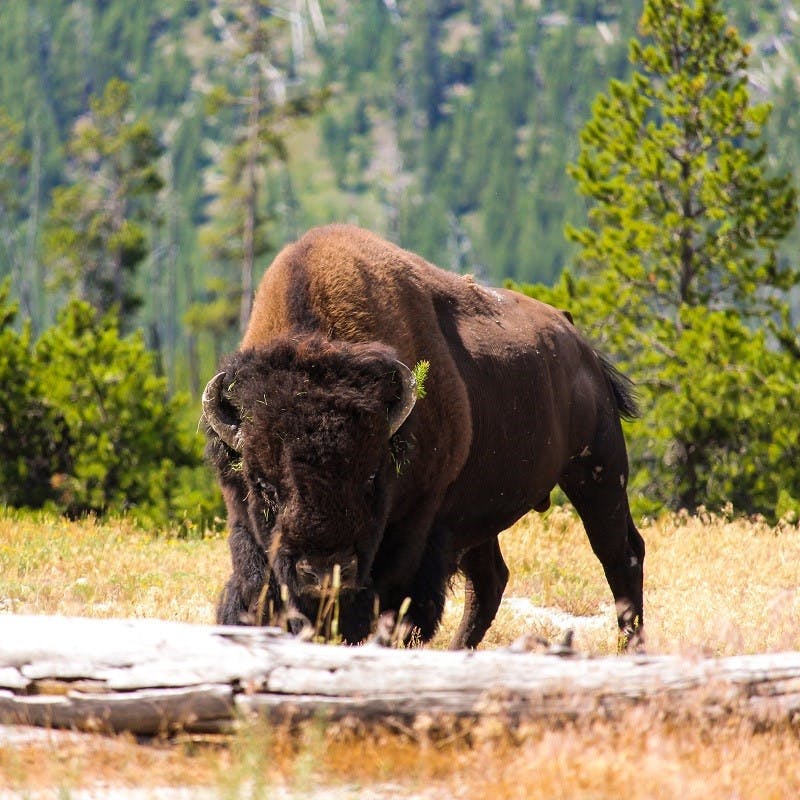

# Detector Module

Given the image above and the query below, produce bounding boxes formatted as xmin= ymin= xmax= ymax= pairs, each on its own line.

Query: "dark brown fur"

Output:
xmin=206 ymin=225 xmax=644 ymax=648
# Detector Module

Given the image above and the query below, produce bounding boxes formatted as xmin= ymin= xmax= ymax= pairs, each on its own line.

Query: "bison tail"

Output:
xmin=597 ymin=352 xmax=639 ymax=421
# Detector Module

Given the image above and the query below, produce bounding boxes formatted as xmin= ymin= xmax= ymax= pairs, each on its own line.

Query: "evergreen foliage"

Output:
xmin=315 ymin=1 xmax=628 ymax=283
xmin=1 ymin=1 xmax=797 ymax=346
xmin=196 ymin=0 xmax=326 ymax=353
xmin=567 ymin=0 xmax=797 ymax=324
xmin=200 ymin=1 xmax=292 ymax=337
xmin=0 ymin=108 xmax=29 ymax=267
xmin=0 ymin=282 xmax=70 ymax=509
xmin=42 ymin=79 xmax=164 ymax=326
xmin=638 ymin=306 xmax=799 ymax=519
xmin=0 ymin=284 xmax=218 ymax=527
xmin=514 ymin=0 xmax=799 ymax=521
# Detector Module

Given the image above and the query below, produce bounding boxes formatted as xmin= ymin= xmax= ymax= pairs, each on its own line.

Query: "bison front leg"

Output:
xmin=450 ymin=537 xmax=509 ymax=649
xmin=216 ymin=522 xmax=273 ymax=626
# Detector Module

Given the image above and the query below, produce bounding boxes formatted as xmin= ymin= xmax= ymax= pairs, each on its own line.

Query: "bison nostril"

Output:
xmin=295 ymin=555 xmax=359 ymax=593
xmin=296 ymin=559 xmax=324 ymax=590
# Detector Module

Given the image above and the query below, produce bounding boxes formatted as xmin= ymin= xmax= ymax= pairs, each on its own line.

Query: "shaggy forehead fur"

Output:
xmin=224 ymin=334 xmax=402 ymax=468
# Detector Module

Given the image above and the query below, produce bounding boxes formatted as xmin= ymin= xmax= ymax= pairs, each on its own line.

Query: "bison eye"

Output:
xmin=255 ymin=476 xmax=276 ymax=503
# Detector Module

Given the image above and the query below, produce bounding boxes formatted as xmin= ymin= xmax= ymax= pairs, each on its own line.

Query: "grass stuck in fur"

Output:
xmin=1 ymin=505 xmax=800 ymax=798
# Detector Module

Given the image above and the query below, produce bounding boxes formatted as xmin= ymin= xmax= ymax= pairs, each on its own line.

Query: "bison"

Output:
xmin=203 ymin=224 xmax=644 ymax=649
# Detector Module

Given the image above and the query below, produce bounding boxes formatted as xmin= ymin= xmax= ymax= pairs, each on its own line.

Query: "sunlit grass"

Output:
xmin=3 ymin=505 xmax=800 ymax=654
xmin=0 ymin=511 xmax=226 ymax=622
xmin=3 ymin=711 xmax=800 ymax=799
xmin=2 ymin=506 xmax=800 ymax=798
xmin=436 ymin=505 xmax=800 ymax=656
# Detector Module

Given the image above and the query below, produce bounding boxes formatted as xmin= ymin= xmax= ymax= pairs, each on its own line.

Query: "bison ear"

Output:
xmin=202 ymin=371 xmax=244 ymax=452
xmin=387 ymin=361 xmax=417 ymax=438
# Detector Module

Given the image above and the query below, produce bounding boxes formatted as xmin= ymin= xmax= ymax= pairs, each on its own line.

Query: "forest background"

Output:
xmin=0 ymin=0 xmax=798 ymax=527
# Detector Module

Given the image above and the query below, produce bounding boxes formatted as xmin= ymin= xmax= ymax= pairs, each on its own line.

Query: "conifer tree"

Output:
xmin=519 ymin=0 xmax=799 ymax=519
xmin=43 ymin=78 xmax=163 ymax=327
xmin=567 ymin=0 xmax=796 ymax=329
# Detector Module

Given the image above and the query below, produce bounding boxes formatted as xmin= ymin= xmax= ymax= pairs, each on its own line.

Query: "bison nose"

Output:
xmin=296 ymin=554 xmax=359 ymax=594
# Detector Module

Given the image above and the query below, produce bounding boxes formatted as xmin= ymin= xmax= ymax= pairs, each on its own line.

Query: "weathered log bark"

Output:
xmin=1 ymin=615 xmax=799 ymax=735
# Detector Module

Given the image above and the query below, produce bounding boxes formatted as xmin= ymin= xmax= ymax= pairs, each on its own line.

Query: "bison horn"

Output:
xmin=387 ymin=361 xmax=417 ymax=438
xmin=201 ymin=372 xmax=244 ymax=452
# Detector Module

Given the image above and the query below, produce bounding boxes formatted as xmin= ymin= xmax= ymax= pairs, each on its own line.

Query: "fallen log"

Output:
xmin=1 ymin=615 xmax=799 ymax=735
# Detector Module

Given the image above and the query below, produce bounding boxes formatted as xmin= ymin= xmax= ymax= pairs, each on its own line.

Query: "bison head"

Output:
xmin=202 ymin=334 xmax=417 ymax=641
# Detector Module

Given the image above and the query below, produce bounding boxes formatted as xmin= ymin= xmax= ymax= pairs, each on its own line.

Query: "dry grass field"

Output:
xmin=1 ymin=506 xmax=800 ymax=798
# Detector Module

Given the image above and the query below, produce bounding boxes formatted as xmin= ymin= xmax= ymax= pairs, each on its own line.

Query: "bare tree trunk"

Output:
xmin=239 ymin=1 xmax=265 ymax=335
xmin=110 ymin=182 xmax=126 ymax=316
xmin=184 ymin=243 xmax=201 ymax=397
xmin=155 ymin=157 xmax=182 ymax=394
xmin=24 ymin=119 xmax=44 ymax=333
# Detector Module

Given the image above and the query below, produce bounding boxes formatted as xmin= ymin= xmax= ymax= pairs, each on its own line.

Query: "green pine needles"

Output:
xmin=513 ymin=0 xmax=800 ymax=522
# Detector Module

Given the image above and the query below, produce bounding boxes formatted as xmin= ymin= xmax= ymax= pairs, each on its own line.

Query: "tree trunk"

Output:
xmin=239 ymin=0 xmax=265 ymax=335
xmin=1 ymin=616 xmax=799 ymax=736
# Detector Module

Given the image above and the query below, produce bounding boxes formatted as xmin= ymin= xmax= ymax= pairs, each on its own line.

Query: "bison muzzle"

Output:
xmin=203 ymin=224 xmax=645 ymax=649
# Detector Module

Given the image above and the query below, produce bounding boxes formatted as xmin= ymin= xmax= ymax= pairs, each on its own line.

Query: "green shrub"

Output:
xmin=0 ymin=282 xmax=71 ymax=508
xmin=1 ymin=287 xmax=222 ymax=529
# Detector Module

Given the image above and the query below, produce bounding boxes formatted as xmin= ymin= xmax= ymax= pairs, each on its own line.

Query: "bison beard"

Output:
xmin=203 ymin=225 xmax=645 ymax=649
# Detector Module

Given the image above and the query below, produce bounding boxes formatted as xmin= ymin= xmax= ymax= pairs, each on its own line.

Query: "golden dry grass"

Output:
xmin=435 ymin=505 xmax=800 ymax=655
xmin=3 ymin=713 xmax=800 ymax=799
xmin=0 ymin=513 xmax=225 ymax=622
xmin=2 ymin=506 xmax=800 ymax=798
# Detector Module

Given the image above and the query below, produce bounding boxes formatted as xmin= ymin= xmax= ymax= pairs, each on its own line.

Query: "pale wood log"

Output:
xmin=0 ymin=685 xmax=234 ymax=735
xmin=1 ymin=615 xmax=799 ymax=735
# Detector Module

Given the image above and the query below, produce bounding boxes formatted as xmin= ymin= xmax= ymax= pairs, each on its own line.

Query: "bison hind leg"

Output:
xmin=560 ymin=463 xmax=645 ymax=650
xmin=533 ymin=495 xmax=551 ymax=513
xmin=449 ymin=537 xmax=509 ymax=650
